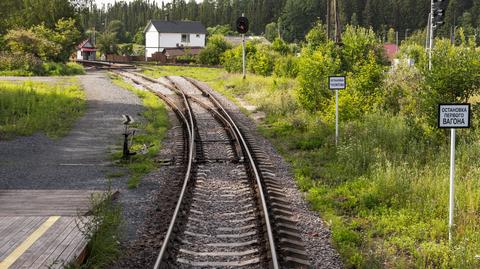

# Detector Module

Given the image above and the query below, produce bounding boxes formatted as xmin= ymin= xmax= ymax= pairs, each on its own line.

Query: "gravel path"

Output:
xmin=0 ymin=71 xmax=159 ymax=242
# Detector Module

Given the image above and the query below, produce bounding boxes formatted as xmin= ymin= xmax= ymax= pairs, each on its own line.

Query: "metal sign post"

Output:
xmin=242 ymin=33 xmax=246 ymax=79
xmin=438 ymin=103 xmax=471 ymax=243
xmin=329 ymin=76 xmax=346 ymax=146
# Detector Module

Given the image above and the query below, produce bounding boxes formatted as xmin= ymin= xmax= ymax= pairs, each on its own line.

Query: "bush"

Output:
xmin=340 ymin=25 xmax=382 ymax=72
xmin=0 ymin=52 xmax=44 ymax=75
xmin=397 ymin=43 xmax=427 ymax=68
xmin=4 ymin=28 xmax=60 ymax=61
xmin=305 ymin=22 xmax=328 ymax=50
xmin=118 ymin=43 xmax=133 ymax=56
xmin=222 ymin=41 xmax=258 ymax=73
xmin=426 ymin=39 xmax=480 ymax=103
xmin=296 ymin=42 xmax=340 ymax=111
xmin=4 ymin=18 xmax=81 ymax=63
xmin=198 ymin=35 xmax=232 ymax=65
xmin=248 ymin=44 xmax=277 ymax=76
xmin=272 ymin=38 xmax=290 ymax=55
xmin=273 ymin=55 xmax=299 ymax=78
xmin=42 ymin=62 xmax=85 ymax=76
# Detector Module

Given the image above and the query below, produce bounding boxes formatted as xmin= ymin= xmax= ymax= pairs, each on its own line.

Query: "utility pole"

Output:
xmin=333 ymin=0 xmax=341 ymax=43
xmin=426 ymin=14 xmax=431 ymax=50
xmin=326 ymin=0 xmax=341 ymax=43
xmin=429 ymin=3 xmax=434 ymax=70
xmin=326 ymin=0 xmax=331 ymax=40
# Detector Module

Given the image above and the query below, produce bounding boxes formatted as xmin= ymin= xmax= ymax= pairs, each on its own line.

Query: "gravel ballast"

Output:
xmin=190 ymin=77 xmax=344 ymax=268
xmin=111 ymin=75 xmax=344 ymax=268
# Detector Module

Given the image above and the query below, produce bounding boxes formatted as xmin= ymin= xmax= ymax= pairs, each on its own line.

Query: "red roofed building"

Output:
xmin=76 ymin=38 xmax=96 ymax=61
xmin=383 ymin=43 xmax=399 ymax=62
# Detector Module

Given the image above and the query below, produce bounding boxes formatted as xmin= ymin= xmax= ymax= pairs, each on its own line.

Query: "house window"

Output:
xmin=196 ymin=34 xmax=200 ymax=38
xmin=181 ymin=34 xmax=190 ymax=43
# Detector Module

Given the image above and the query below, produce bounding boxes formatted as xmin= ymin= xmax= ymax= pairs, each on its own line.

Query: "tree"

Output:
xmin=47 ymin=18 xmax=82 ymax=62
xmin=4 ymin=18 xmax=80 ymax=62
xmin=265 ymin=22 xmax=278 ymax=42
xmin=133 ymin=27 xmax=145 ymax=45
xmin=97 ymin=32 xmax=118 ymax=55
xmin=207 ymin=25 xmax=234 ymax=35
xmin=351 ymin=12 xmax=359 ymax=26
xmin=279 ymin=0 xmax=323 ymax=42
xmin=21 ymin=0 xmax=76 ymax=29
xmin=297 ymin=42 xmax=340 ymax=111
xmin=4 ymin=28 xmax=59 ymax=61
xmin=426 ymin=39 xmax=480 ymax=103
xmin=107 ymin=20 xmax=128 ymax=43
xmin=387 ymin=28 xmax=396 ymax=43
xmin=305 ymin=22 xmax=328 ymax=50
xmin=340 ymin=25 xmax=381 ymax=72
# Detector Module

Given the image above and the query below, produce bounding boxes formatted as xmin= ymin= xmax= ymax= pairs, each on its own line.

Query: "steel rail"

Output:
xmin=111 ymin=70 xmax=196 ymax=269
xmin=183 ymin=77 xmax=280 ymax=269
xmin=114 ymin=71 xmax=279 ymax=268
xmin=153 ymin=82 xmax=196 ymax=269
xmin=165 ymin=77 xmax=244 ymax=160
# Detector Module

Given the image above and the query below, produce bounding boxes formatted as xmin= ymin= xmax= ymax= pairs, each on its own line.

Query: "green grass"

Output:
xmin=0 ymin=62 xmax=85 ymax=76
xmin=110 ymin=74 xmax=169 ymax=188
xmin=66 ymin=188 xmax=121 ymax=269
xmin=140 ymin=65 xmax=480 ymax=268
xmin=0 ymin=80 xmax=85 ymax=139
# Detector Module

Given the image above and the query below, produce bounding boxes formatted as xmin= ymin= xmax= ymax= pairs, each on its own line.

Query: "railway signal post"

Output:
xmin=438 ymin=103 xmax=471 ymax=243
xmin=236 ymin=14 xmax=249 ymax=79
xmin=329 ymin=76 xmax=346 ymax=146
xmin=429 ymin=0 xmax=446 ymax=70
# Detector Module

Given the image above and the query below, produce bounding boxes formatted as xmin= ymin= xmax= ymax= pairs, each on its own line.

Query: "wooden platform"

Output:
xmin=0 ymin=190 xmax=108 ymax=269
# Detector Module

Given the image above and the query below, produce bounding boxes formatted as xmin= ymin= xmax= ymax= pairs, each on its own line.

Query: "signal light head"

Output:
xmin=236 ymin=16 xmax=249 ymax=34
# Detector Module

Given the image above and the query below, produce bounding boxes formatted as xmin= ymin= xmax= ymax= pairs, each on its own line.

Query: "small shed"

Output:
xmin=76 ymin=38 xmax=96 ymax=61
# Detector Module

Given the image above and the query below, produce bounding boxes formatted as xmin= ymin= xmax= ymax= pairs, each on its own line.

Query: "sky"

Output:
xmin=95 ymin=0 xmax=201 ymax=6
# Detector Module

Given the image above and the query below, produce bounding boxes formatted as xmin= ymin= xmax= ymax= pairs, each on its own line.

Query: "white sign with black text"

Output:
xmin=329 ymin=76 xmax=346 ymax=146
xmin=329 ymin=76 xmax=346 ymax=90
xmin=437 ymin=103 xmax=471 ymax=243
xmin=438 ymin=104 xmax=470 ymax=128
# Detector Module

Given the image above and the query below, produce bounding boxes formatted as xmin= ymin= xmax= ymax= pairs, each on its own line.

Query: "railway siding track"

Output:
xmin=114 ymin=70 xmax=310 ymax=268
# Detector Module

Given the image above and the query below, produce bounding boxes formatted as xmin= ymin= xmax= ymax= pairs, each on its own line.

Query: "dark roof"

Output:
xmin=149 ymin=20 xmax=207 ymax=34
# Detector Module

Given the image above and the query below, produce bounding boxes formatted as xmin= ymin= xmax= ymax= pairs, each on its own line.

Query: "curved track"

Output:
xmin=113 ymin=70 xmax=310 ymax=268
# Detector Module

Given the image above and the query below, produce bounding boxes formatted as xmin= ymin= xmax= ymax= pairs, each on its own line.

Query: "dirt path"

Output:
xmin=0 ymin=71 xmax=161 ymax=242
xmin=0 ymin=72 xmax=142 ymax=189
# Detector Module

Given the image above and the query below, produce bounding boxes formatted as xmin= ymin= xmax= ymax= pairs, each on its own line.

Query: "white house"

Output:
xmin=144 ymin=20 xmax=207 ymax=59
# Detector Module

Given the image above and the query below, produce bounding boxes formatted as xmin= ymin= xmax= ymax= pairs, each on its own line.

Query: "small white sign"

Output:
xmin=329 ymin=76 xmax=346 ymax=90
xmin=438 ymin=104 xmax=470 ymax=128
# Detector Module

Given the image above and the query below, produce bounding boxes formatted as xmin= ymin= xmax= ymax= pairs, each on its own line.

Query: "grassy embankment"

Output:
xmin=0 ymin=80 xmax=85 ymax=139
xmin=109 ymin=74 xmax=170 ymax=188
xmin=141 ymin=65 xmax=480 ymax=268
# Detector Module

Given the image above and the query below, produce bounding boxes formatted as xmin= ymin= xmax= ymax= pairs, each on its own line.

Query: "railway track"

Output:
xmin=113 ymin=70 xmax=311 ymax=268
